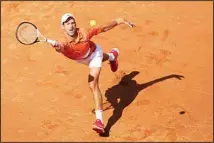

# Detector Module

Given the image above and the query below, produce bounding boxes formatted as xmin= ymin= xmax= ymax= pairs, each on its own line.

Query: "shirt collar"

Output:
xmin=64 ymin=28 xmax=82 ymax=43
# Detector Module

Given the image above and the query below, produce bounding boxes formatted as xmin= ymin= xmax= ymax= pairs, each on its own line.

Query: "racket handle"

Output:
xmin=47 ymin=39 xmax=56 ymax=46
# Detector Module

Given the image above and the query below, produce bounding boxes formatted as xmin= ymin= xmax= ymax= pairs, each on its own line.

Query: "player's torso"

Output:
xmin=62 ymin=28 xmax=96 ymax=60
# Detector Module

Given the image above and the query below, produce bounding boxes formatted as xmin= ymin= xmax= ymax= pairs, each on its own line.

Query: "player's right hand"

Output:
xmin=53 ymin=42 xmax=61 ymax=52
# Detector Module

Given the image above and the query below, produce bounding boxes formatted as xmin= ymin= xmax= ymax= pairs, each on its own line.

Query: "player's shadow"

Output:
xmin=99 ymin=71 xmax=184 ymax=137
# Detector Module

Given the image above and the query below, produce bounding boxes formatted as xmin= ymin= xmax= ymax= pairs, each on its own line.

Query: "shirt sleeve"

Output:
xmin=87 ymin=27 xmax=103 ymax=40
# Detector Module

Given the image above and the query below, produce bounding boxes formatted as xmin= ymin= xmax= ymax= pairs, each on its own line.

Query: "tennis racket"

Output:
xmin=16 ymin=22 xmax=49 ymax=45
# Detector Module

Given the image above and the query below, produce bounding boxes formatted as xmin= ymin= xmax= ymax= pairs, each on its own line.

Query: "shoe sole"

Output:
xmin=92 ymin=125 xmax=105 ymax=133
xmin=110 ymin=60 xmax=118 ymax=72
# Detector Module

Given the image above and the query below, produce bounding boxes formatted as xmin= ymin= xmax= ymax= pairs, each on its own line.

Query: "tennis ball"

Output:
xmin=90 ymin=20 xmax=96 ymax=27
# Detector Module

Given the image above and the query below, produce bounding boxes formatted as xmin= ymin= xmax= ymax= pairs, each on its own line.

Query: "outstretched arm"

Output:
xmin=87 ymin=18 xmax=135 ymax=39
xmin=101 ymin=18 xmax=135 ymax=32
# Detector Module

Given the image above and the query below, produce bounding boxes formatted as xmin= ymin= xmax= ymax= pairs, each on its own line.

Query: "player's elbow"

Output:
xmin=101 ymin=25 xmax=111 ymax=32
xmin=102 ymin=27 xmax=108 ymax=32
xmin=102 ymin=27 xmax=111 ymax=32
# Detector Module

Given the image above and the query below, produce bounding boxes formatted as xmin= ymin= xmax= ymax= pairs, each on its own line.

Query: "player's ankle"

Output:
xmin=95 ymin=110 xmax=104 ymax=123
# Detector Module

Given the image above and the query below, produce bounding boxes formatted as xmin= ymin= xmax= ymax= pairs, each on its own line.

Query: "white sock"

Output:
xmin=95 ymin=110 xmax=103 ymax=123
xmin=107 ymin=53 xmax=115 ymax=61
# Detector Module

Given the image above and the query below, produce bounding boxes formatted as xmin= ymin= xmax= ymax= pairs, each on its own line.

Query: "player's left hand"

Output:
xmin=116 ymin=18 xmax=136 ymax=28
xmin=124 ymin=20 xmax=136 ymax=28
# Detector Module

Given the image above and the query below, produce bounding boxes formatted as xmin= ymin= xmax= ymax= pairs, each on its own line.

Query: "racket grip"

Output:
xmin=47 ymin=39 xmax=56 ymax=46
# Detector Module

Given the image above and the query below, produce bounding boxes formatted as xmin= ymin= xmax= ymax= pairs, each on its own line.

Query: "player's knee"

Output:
xmin=88 ymin=75 xmax=96 ymax=90
xmin=88 ymin=81 xmax=97 ymax=91
xmin=88 ymin=74 xmax=95 ymax=83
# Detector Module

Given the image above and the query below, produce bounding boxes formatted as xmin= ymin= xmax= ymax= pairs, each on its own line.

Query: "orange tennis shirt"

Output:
xmin=57 ymin=27 xmax=103 ymax=60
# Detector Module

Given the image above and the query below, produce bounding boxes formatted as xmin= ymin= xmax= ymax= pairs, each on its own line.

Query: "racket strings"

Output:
xmin=17 ymin=23 xmax=38 ymax=44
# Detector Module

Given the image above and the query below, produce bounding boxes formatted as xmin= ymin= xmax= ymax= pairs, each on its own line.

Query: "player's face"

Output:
xmin=63 ymin=18 xmax=76 ymax=36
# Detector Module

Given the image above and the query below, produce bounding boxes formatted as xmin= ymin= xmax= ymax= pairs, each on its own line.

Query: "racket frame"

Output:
xmin=16 ymin=21 xmax=46 ymax=45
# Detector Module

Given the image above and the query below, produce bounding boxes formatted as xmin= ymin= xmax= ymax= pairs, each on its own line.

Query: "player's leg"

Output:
xmin=102 ymin=53 xmax=110 ymax=62
xmin=88 ymin=68 xmax=103 ymax=111
xmin=88 ymin=68 xmax=103 ymax=112
xmin=88 ymin=67 xmax=105 ymax=133
xmin=87 ymin=45 xmax=105 ymax=133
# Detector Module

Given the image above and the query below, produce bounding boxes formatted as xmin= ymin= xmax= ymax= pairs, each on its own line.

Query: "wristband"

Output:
xmin=47 ymin=39 xmax=56 ymax=46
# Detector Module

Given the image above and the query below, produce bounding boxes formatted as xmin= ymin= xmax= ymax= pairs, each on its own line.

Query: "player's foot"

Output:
xmin=109 ymin=48 xmax=119 ymax=72
xmin=92 ymin=119 xmax=105 ymax=133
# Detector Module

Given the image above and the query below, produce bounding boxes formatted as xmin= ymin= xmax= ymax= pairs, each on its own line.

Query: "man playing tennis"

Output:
xmin=47 ymin=13 xmax=135 ymax=133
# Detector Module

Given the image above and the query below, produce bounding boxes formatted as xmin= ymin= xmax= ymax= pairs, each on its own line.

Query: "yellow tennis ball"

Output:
xmin=90 ymin=20 xmax=96 ymax=27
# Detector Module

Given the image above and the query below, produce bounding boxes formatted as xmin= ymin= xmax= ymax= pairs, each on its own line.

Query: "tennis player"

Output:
xmin=47 ymin=13 xmax=135 ymax=133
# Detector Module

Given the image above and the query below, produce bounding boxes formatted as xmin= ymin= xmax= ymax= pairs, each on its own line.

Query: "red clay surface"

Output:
xmin=1 ymin=1 xmax=213 ymax=142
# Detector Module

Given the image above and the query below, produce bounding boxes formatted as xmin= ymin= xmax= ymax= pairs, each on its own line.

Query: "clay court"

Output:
xmin=1 ymin=1 xmax=213 ymax=142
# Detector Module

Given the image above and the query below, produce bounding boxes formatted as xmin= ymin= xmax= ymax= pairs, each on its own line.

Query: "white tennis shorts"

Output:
xmin=75 ymin=44 xmax=103 ymax=68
